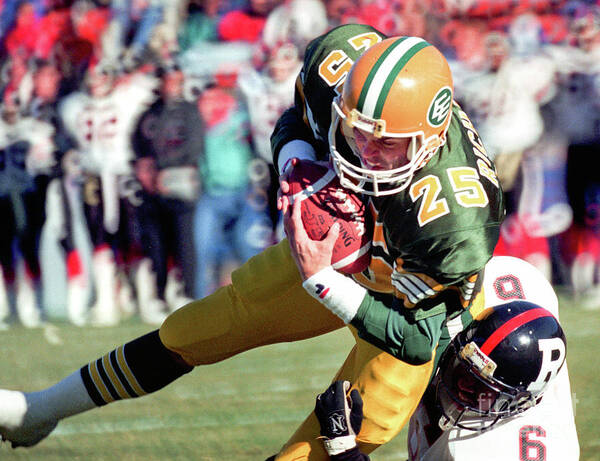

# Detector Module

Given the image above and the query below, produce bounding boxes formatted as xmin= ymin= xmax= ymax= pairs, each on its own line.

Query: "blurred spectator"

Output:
xmin=238 ymin=0 xmax=327 ymax=237
xmin=3 ymin=0 xmax=83 ymax=64
xmin=566 ymin=1 xmax=600 ymax=52
xmin=194 ymin=83 xmax=272 ymax=297
xmin=324 ymin=0 xmax=358 ymax=27
xmin=437 ymin=19 xmax=490 ymax=69
xmin=549 ymin=4 xmax=600 ymax=305
xmin=133 ymin=64 xmax=201 ymax=314
xmin=217 ymin=0 xmax=282 ymax=42
xmin=29 ymin=60 xmax=92 ymax=326
xmin=178 ymin=0 xmax=222 ymax=52
xmin=239 ymin=40 xmax=301 ymax=240
xmin=62 ymin=0 xmax=110 ymax=87
xmin=58 ymin=61 xmax=159 ymax=325
xmin=453 ymin=15 xmax=569 ymax=280
xmin=238 ymin=39 xmax=301 ymax=228
xmin=1 ymin=51 xmax=30 ymax=106
xmin=0 ymin=89 xmax=55 ymax=328
xmin=100 ymin=0 xmax=164 ymax=69
xmin=28 ymin=61 xmax=62 ymax=116
xmin=3 ymin=2 xmax=38 ymax=60
xmin=260 ymin=0 xmax=328 ymax=50
xmin=342 ymin=0 xmax=426 ymax=37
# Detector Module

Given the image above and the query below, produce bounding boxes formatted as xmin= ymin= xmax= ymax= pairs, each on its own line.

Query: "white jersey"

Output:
xmin=238 ymin=65 xmax=300 ymax=162
xmin=59 ymin=72 xmax=157 ymax=233
xmin=543 ymin=44 xmax=600 ymax=145
xmin=408 ymin=256 xmax=580 ymax=461
xmin=0 ymin=115 xmax=55 ymax=196
xmin=457 ymin=53 xmax=556 ymax=159
xmin=59 ymin=72 xmax=158 ymax=176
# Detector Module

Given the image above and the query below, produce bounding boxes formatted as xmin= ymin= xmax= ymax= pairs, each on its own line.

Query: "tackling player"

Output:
xmin=0 ymin=24 xmax=503 ymax=459
xmin=314 ymin=256 xmax=580 ymax=460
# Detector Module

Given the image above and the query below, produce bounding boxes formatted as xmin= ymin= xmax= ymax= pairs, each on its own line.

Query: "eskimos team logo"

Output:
xmin=427 ymin=86 xmax=452 ymax=127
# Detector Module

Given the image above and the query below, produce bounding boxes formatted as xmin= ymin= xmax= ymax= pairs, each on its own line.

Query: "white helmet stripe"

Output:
xmin=361 ymin=37 xmax=427 ymax=118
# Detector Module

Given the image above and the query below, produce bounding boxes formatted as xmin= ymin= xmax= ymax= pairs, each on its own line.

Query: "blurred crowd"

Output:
xmin=1 ymin=0 xmax=599 ymax=329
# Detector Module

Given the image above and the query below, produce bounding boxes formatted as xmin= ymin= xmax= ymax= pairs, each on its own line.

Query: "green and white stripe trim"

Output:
xmin=357 ymin=37 xmax=431 ymax=120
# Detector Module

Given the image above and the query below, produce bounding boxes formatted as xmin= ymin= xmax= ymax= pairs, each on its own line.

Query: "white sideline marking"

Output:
xmin=384 ymin=453 xmax=409 ymax=460
xmin=53 ymin=413 xmax=305 ymax=436
xmin=51 ymin=418 xmax=409 ymax=459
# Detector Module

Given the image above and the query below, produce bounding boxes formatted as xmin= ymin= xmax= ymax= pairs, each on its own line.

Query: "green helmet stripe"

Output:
xmin=374 ymin=41 xmax=430 ymax=118
xmin=358 ymin=37 xmax=431 ymax=120
xmin=357 ymin=37 xmax=407 ymax=113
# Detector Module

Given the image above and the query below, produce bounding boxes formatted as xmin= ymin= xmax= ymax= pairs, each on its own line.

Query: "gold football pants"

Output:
xmin=159 ymin=239 xmax=434 ymax=459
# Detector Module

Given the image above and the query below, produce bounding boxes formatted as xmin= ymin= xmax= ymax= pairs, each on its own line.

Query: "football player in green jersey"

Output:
xmin=276 ymin=24 xmax=504 ymax=362
xmin=0 ymin=24 xmax=503 ymax=460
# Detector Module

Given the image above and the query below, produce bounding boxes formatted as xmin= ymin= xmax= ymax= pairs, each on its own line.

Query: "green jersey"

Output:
xmin=271 ymin=24 xmax=505 ymax=363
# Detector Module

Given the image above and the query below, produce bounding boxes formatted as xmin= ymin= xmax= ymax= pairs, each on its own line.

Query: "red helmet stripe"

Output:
xmin=480 ymin=308 xmax=554 ymax=355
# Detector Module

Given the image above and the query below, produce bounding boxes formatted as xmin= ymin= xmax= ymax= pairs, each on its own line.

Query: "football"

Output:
xmin=287 ymin=160 xmax=372 ymax=274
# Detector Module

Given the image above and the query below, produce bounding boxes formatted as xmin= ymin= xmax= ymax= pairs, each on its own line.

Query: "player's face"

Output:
xmin=162 ymin=70 xmax=184 ymax=100
xmin=267 ymin=43 xmax=299 ymax=83
xmin=88 ymin=70 xmax=114 ymax=97
xmin=455 ymin=373 xmax=495 ymax=412
xmin=352 ymin=127 xmax=411 ymax=171
xmin=34 ymin=66 xmax=61 ymax=102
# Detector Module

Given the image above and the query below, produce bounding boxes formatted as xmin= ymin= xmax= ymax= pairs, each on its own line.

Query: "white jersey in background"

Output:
xmin=59 ymin=72 xmax=157 ymax=176
xmin=58 ymin=72 xmax=157 ymax=233
xmin=408 ymin=256 xmax=580 ymax=461
xmin=238 ymin=62 xmax=300 ymax=163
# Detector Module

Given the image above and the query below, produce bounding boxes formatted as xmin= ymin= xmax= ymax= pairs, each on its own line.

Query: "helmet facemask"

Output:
xmin=329 ymin=96 xmax=444 ymax=196
xmin=435 ymin=341 xmax=537 ymax=432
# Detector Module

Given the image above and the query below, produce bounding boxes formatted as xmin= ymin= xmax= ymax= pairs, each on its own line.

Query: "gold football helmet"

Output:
xmin=329 ymin=36 xmax=454 ymax=196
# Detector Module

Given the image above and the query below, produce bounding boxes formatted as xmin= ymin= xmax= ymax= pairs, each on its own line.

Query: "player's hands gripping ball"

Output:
xmin=281 ymin=159 xmax=372 ymax=276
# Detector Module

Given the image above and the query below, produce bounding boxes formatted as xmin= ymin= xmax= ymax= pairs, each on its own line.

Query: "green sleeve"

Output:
xmin=350 ymin=293 xmax=448 ymax=365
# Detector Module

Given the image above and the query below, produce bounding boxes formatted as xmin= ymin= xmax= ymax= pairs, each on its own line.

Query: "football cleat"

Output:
xmin=1 ymin=420 xmax=58 ymax=448
xmin=90 ymin=248 xmax=121 ymax=327
xmin=0 ymin=390 xmax=58 ymax=448
xmin=15 ymin=262 xmax=43 ymax=328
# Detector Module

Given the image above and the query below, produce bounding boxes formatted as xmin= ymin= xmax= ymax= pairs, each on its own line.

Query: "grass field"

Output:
xmin=0 ymin=294 xmax=598 ymax=460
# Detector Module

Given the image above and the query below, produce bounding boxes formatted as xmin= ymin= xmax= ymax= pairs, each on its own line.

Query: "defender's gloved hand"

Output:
xmin=314 ymin=380 xmax=363 ymax=456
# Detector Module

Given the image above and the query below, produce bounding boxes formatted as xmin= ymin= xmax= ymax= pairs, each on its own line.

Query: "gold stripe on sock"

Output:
xmin=101 ymin=354 xmax=132 ymax=400
xmin=116 ymin=345 xmax=147 ymax=397
xmin=89 ymin=360 xmax=115 ymax=403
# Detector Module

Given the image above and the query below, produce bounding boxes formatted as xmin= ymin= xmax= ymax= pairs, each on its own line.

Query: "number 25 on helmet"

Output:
xmin=329 ymin=37 xmax=454 ymax=196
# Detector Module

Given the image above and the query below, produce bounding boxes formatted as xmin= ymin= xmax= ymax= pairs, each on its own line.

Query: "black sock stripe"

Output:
xmin=96 ymin=359 xmax=122 ymax=402
xmin=80 ymin=366 xmax=108 ymax=407
xmin=109 ymin=350 xmax=137 ymax=398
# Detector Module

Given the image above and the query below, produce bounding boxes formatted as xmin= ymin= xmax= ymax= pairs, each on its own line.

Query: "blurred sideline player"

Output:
xmin=314 ymin=256 xmax=579 ymax=460
xmin=238 ymin=0 xmax=329 ymax=241
xmin=0 ymin=24 xmax=503 ymax=460
xmin=59 ymin=59 xmax=160 ymax=325
xmin=0 ymin=90 xmax=53 ymax=328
